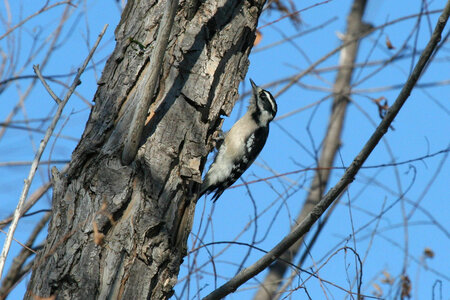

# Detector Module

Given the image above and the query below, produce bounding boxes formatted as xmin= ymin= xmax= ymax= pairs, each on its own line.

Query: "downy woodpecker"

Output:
xmin=198 ymin=79 xmax=277 ymax=202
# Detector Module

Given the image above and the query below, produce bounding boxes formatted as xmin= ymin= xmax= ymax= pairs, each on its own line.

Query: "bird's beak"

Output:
xmin=249 ymin=78 xmax=257 ymax=91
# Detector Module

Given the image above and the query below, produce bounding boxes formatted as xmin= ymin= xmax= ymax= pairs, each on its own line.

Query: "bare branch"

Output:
xmin=258 ymin=0 xmax=333 ymax=31
xmin=203 ymin=1 xmax=450 ymax=298
xmin=0 ymin=1 xmax=73 ymax=41
xmin=0 ymin=212 xmax=51 ymax=297
xmin=33 ymin=65 xmax=62 ymax=104
xmin=228 ymin=147 xmax=450 ymax=189
xmin=0 ymin=24 xmax=108 ymax=279
xmin=0 ymin=160 xmax=69 ymax=167
xmin=273 ymin=8 xmax=444 ymax=100
xmin=0 ymin=181 xmax=53 ymax=229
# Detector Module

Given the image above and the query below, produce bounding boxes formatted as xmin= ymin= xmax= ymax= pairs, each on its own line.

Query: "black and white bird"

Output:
xmin=198 ymin=79 xmax=277 ymax=202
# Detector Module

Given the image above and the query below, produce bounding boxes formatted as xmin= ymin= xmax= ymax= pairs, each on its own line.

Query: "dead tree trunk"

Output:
xmin=25 ymin=0 xmax=266 ymax=299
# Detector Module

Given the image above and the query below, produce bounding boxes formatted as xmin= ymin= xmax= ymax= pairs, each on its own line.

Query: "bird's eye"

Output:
xmin=259 ymin=92 xmax=268 ymax=101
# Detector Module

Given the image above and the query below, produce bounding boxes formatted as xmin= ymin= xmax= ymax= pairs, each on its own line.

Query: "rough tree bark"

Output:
xmin=254 ymin=0 xmax=368 ymax=299
xmin=25 ymin=0 xmax=266 ymax=299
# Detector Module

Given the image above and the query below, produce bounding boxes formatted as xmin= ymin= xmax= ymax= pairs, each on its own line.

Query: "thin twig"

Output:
xmin=33 ymin=65 xmax=62 ymax=104
xmin=121 ymin=0 xmax=179 ymax=164
xmin=0 ymin=123 xmax=80 ymax=141
xmin=258 ymin=0 xmax=333 ymax=31
xmin=272 ymin=9 xmax=443 ymax=99
xmin=0 ymin=229 xmax=36 ymax=254
xmin=0 ymin=212 xmax=51 ymax=297
xmin=203 ymin=2 xmax=450 ymax=298
xmin=0 ymin=24 xmax=108 ymax=279
xmin=0 ymin=4 xmax=73 ymax=142
xmin=0 ymin=160 xmax=69 ymax=167
xmin=0 ymin=180 xmax=53 ymax=228
xmin=229 ymin=147 xmax=449 ymax=189
xmin=0 ymin=1 xmax=72 ymax=41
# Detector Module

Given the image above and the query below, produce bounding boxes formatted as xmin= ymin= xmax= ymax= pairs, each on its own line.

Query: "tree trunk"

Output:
xmin=25 ymin=0 xmax=266 ymax=298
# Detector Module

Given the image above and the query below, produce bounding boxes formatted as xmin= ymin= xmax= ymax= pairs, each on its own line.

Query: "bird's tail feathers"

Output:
xmin=197 ymin=178 xmax=211 ymax=200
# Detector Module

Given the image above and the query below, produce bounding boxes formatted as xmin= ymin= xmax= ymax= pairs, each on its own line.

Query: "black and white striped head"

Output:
xmin=249 ymin=79 xmax=277 ymax=126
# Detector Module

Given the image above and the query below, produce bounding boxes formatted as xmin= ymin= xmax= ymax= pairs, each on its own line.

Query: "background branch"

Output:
xmin=204 ymin=2 xmax=450 ymax=298
xmin=0 ymin=24 xmax=108 ymax=278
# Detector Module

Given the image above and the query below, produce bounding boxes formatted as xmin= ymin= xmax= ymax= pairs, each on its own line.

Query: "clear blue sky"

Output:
xmin=1 ymin=1 xmax=448 ymax=299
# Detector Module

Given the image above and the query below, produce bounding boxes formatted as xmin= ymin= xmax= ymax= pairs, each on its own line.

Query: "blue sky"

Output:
xmin=1 ymin=0 xmax=449 ymax=299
